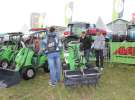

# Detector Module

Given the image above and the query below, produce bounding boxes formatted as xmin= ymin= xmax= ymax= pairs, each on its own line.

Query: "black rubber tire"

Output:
xmin=43 ymin=61 xmax=50 ymax=73
xmin=21 ymin=67 xmax=36 ymax=80
xmin=0 ymin=59 xmax=9 ymax=69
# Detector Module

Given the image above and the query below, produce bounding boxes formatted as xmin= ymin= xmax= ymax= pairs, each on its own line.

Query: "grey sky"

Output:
xmin=0 ymin=0 xmax=134 ymax=32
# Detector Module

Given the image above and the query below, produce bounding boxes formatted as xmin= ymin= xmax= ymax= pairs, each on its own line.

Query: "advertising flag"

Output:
xmin=65 ymin=1 xmax=74 ymax=26
xmin=112 ymin=0 xmax=124 ymax=21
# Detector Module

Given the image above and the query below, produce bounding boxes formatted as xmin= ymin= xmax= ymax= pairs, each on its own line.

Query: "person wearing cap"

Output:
xmin=91 ymin=30 xmax=105 ymax=71
xmin=79 ymin=31 xmax=92 ymax=67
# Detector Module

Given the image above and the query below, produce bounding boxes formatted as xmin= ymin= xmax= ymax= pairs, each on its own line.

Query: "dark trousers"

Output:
xmin=95 ymin=49 xmax=104 ymax=68
xmin=84 ymin=49 xmax=90 ymax=64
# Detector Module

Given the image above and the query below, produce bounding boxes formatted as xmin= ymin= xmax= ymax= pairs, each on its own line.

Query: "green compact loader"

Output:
xmin=0 ymin=30 xmax=49 ymax=88
xmin=62 ymin=41 xmax=101 ymax=86
xmin=15 ymin=29 xmax=49 ymax=80
xmin=0 ymin=32 xmax=24 ymax=69
xmin=0 ymin=32 xmax=25 ymax=88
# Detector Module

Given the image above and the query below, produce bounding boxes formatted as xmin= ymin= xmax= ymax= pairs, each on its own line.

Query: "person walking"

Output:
xmin=42 ymin=27 xmax=61 ymax=86
xmin=79 ymin=31 xmax=92 ymax=67
xmin=91 ymin=30 xmax=105 ymax=71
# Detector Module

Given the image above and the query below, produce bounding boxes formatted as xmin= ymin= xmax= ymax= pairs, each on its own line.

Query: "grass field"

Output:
xmin=0 ymin=63 xmax=135 ymax=100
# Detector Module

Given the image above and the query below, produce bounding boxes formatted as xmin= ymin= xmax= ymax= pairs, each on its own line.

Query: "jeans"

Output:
xmin=84 ymin=49 xmax=90 ymax=64
xmin=95 ymin=49 xmax=104 ymax=68
xmin=47 ymin=52 xmax=61 ymax=84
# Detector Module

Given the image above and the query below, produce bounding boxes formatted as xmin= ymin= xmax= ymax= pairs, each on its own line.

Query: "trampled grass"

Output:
xmin=0 ymin=63 xmax=135 ymax=100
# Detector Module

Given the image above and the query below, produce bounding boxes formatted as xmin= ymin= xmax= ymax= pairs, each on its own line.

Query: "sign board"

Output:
xmin=31 ymin=13 xmax=46 ymax=29
xmin=110 ymin=42 xmax=135 ymax=64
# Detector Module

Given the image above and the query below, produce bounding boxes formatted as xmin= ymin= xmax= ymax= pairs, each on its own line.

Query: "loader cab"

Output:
xmin=63 ymin=22 xmax=90 ymax=49
xmin=28 ymin=28 xmax=48 ymax=53
xmin=64 ymin=22 xmax=90 ymax=37
xmin=8 ymin=32 xmax=25 ymax=49
xmin=2 ymin=32 xmax=25 ymax=49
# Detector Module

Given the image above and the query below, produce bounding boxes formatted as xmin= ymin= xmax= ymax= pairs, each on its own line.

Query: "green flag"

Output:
xmin=112 ymin=0 xmax=124 ymax=21
xmin=65 ymin=1 xmax=74 ymax=26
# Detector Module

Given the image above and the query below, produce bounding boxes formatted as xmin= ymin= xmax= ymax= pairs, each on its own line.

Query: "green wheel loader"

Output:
xmin=14 ymin=29 xmax=49 ymax=80
xmin=0 ymin=32 xmax=24 ymax=69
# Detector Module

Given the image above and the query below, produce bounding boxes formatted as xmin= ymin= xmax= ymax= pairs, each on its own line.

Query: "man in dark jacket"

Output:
xmin=80 ymin=31 xmax=92 ymax=65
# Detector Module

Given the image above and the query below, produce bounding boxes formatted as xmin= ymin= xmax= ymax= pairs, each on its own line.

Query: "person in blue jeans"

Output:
xmin=42 ymin=27 xmax=62 ymax=86
xmin=47 ymin=52 xmax=61 ymax=85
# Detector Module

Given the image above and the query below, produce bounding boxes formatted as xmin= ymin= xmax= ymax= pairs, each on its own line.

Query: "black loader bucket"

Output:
xmin=0 ymin=68 xmax=21 ymax=88
xmin=64 ymin=68 xmax=101 ymax=86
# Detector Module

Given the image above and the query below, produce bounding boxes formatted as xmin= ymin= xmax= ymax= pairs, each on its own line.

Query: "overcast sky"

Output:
xmin=0 ymin=0 xmax=134 ymax=32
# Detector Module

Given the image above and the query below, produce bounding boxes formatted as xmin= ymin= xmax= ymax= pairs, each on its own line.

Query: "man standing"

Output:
xmin=91 ymin=30 xmax=105 ymax=71
xmin=43 ymin=27 xmax=61 ymax=86
xmin=80 ymin=31 xmax=92 ymax=67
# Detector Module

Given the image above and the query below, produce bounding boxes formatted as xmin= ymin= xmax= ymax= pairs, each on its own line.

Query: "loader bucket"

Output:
xmin=0 ymin=68 xmax=21 ymax=88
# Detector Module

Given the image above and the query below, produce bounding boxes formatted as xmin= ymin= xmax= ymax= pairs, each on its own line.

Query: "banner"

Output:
xmin=112 ymin=0 xmax=125 ymax=21
xmin=110 ymin=42 xmax=135 ymax=64
xmin=31 ymin=13 xmax=46 ymax=29
xmin=65 ymin=1 xmax=74 ymax=26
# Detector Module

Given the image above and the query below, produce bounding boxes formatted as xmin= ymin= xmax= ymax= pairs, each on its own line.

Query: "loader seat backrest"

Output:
xmin=15 ymin=48 xmax=28 ymax=66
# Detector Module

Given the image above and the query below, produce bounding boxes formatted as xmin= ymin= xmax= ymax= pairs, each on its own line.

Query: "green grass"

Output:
xmin=0 ymin=63 xmax=135 ymax=100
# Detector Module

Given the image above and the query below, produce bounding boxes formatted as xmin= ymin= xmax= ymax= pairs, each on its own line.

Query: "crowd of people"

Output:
xmin=27 ymin=26 xmax=105 ymax=87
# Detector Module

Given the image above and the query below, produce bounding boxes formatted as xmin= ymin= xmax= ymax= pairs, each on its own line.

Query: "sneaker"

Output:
xmin=94 ymin=66 xmax=99 ymax=70
xmin=100 ymin=67 xmax=104 ymax=71
xmin=48 ymin=81 xmax=56 ymax=87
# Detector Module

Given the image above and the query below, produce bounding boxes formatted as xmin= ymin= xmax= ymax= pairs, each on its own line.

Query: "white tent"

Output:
xmin=96 ymin=16 xmax=112 ymax=33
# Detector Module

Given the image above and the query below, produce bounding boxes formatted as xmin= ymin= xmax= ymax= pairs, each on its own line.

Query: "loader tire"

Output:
xmin=1 ymin=59 xmax=9 ymax=69
xmin=21 ymin=67 xmax=36 ymax=80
